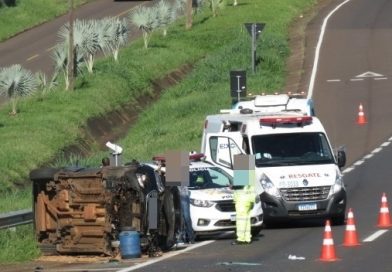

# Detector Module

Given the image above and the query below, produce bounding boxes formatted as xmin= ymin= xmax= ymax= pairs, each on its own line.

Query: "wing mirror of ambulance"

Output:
xmin=336 ymin=146 xmax=346 ymax=168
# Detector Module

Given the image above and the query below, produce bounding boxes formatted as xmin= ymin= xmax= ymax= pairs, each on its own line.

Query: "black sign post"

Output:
xmin=244 ymin=23 xmax=265 ymax=73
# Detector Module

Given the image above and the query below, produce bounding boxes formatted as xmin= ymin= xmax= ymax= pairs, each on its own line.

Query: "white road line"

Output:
xmin=353 ymin=160 xmax=364 ymax=166
xmin=116 ymin=240 xmax=215 ymax=272
xmin=343 ymin=134 xmax=392 ymax=175
xmin=307 ymin=0 xmax=352 ymax=99
xmin=342 ymin=167 xmax=354 ymax=174
xmin=363 ymin=230 xmax=388 ymax=242
xmin=372 ymin=147 xmax=383 ymax=154
xmin=327 ymin=79 xmax=341 ymax=82
xmin=374 ymin=77 xmax=388 ymax=80
xmin=350 ymin=78 xmax=364 ymax=81
xmin=364 ymin=153 xmax=374 ymax=159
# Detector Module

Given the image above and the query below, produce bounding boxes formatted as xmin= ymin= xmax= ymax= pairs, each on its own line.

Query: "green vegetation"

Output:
xmin=0 ymin=0 xmax=315 ymax=263
xmin=0 ymin=225 xmax=39 ymax=262
xmin=0 ymin=0 xmax=91 ymax=41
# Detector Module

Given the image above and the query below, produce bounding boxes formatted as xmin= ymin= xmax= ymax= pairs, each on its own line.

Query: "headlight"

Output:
xmin=190 ymin=198 xmax=214 ymax=207
xmin=330 ymin=171 xmax=344 ymax=196
xmin=260 ymin=174 xmax=281 ymax=198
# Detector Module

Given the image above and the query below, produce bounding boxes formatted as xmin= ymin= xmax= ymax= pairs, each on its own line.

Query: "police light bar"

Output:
xmin=259 ymin=116 xmax=312 ymax=126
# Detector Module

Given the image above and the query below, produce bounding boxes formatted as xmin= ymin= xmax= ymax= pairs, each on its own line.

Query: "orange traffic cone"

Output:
xmin=356 ymin=103 xmax=367 ymax=125
xmin=343 ymin=208 xmax=360 ymax=246
xmin=377 ymin=193 xmax=392 ymax=228
xmin=319 ymin=220 xmax=339 ymax=261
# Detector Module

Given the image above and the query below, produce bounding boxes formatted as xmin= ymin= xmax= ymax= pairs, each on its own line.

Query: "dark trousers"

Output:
xmin=180 ymin=194 xmax=194 ymax=242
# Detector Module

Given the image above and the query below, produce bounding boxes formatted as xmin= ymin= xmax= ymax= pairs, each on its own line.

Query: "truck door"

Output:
xmin=206 ymin=135 xmax=243 ymax=170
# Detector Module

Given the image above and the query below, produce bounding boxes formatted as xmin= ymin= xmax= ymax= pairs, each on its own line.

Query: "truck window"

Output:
xmin=251 ymin=132 xmax=334 ymax=167
xmin=209 ymin=136 xmax=242 ymax=169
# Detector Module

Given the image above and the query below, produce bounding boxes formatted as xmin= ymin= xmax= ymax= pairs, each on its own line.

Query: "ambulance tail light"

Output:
xmin=259 ymin=116 xmax=312 ymax=127
xmin=204 ymin=120 xmax=208 ymax=129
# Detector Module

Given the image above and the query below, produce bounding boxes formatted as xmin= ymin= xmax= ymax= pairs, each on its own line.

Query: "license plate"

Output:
xmin=298 ymin=203 xmax=317 ymax=211
xmin=230 ymin=214 xmax=236 ymax=221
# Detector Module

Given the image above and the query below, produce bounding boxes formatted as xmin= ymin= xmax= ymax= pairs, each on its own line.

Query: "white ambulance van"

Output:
xmin=201 ymin=94 xmax=347 ymax=226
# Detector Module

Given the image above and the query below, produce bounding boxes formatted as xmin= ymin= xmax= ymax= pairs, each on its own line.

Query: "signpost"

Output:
xmin=230 ymin=70 xmax=246 ymax=104
xmin=244 ymin=23 xmax=265 ymax=73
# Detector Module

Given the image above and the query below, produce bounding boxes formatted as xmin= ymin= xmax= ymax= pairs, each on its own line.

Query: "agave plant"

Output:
xmin=36 ymin=71 xmax=58 ymax=95
xmin=129 ymin=6 xmax=159 ymax=49
xmin=51 ymin=41 xmax=83 ymax=90
xmin=207 ymin=0 xmax=225 ymax=17
xmin=58 ymin=19 xmax=100 ymax=74
xmin=100 ymin=17 xmax=129 ymax=62
xmin=154 ymin=0 xmax=177 ymax=37
xmin=0 ymin=64 xmax=38 ymax=115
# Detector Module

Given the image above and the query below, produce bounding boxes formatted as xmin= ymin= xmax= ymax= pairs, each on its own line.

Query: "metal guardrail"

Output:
xmin=0 ymin=209 xmax=33 ymax=229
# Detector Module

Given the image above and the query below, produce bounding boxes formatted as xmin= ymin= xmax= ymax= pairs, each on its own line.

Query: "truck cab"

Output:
xmin=201 ymin=94 xmax=346 ymax=226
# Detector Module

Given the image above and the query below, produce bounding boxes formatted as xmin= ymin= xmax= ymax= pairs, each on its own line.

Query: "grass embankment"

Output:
xmin=0 ymin=0 xmax=315 ymax=263
xmin=0 ymin=0 xmax=91 ymax=41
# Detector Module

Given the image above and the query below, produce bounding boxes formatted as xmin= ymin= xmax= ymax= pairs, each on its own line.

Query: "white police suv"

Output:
xmin=188 ymin=160 xmax=263 ymax=237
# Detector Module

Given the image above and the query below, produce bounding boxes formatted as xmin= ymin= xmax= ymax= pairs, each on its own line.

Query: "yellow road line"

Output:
xmin=26 ymin=54 xmax=39 ymax=62
xmin=46 ymin=45 xmax=56 ymax=52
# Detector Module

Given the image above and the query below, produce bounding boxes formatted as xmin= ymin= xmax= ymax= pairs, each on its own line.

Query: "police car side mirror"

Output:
xmin=337 ymin=150 xmax=346 ymax=168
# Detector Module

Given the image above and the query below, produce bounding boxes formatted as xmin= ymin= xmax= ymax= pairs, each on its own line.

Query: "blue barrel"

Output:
xmin=119 ymin=229 xmax=141 ymax=259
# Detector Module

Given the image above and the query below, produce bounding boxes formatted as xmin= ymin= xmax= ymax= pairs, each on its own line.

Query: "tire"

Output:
xmin=262 ymin=218 xmax=272 ymax=229
xmin=251 ymin=226 xmax=262 ymax=237
xmin=30 ymin=167 xmax=59 ymax=181
xmin=332 ymin=214 xmax=345 ymax=226
xmin=159 ymin=190 xmax=176 ymax=250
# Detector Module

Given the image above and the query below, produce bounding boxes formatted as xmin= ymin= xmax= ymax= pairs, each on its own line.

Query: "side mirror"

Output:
xmin=337 ymin=150 xmax=346 ymax=168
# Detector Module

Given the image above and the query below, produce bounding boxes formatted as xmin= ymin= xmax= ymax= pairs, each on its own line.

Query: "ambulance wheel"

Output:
xmin=332 ymin=214 xmax=345 ymax=226
xmin=262 ymin=219 xmax=275 ymax=229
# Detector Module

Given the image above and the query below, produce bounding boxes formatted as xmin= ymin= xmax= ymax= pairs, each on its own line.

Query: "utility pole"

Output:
xmin=68 ymin=0 xmax=74 ymax=91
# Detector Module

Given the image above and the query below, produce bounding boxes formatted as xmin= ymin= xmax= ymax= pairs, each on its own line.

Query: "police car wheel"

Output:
xmin=251 ymin=226 xmax=262 ymax=237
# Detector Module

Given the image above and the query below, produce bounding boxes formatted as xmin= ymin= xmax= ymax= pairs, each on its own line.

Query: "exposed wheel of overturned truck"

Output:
xmin=30 ymin=167 xmax=59 ymax=181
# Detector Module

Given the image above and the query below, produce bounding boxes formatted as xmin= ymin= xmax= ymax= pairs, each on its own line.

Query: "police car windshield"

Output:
xmin=189 ymin=166 xmax=233 ymax=189
xmin=252 ymin=132 xmax=335 ymax=167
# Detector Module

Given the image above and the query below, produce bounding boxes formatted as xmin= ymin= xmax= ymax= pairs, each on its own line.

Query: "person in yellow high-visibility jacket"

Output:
xmin=232 ymin=184 xmax=256 ymax=245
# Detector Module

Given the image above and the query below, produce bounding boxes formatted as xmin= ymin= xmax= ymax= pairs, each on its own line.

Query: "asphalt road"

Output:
xmin=0 ymin=0 xmax=151 ymax=76
xmin=3 ymin=0 xmax=392 ymax=271
xmin=305 ymin=0 xmax=392 ymax=166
